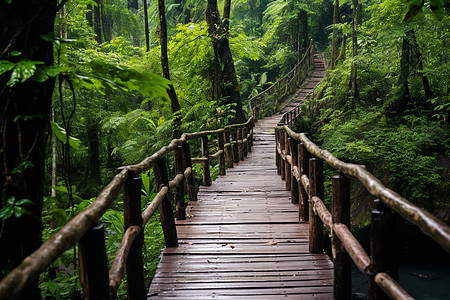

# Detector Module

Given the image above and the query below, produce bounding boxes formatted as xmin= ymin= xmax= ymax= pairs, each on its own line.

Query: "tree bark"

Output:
xmin=206 ymin=0 xmax=245 ymax=123
xmin=144 ymin=0 xmax=150 ymax=52
xmin=94 ymin=0 xmax=103 ymax=44
xmin=159 ymin=0 xmax=182 ymax=138
xmin=330 ymin=0 xmax=340 ymax=69
xmin=349 ymin=0 xmax=359 ymax=103
xmin=0 ymin=0 xmax=57 ymax=298
xmin=300 ymin=10 xmax=309 ymax=55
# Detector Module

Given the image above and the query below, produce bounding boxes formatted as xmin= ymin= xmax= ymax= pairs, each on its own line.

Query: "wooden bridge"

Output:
xmin=1 ymin=43 xmax=449 ymax=300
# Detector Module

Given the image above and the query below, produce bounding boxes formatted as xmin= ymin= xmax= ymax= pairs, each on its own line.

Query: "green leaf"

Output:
xmin=0 ymin=60 xmax=15 ymax=75
xmin=0 ymin=206 xmax=14 ymax=220
xmin=50 ymin=121 xmax=81 ymax=149
xmin=6 ymin=196 xmax=15 ymax=206
xmin=15 ymin=199 xmax=34 ymax=206
xmin=7 ymin=60 xmax=44 ymax=86
xmin=10 ymin=51 xmax=21 ymax=57
xmin=14 ymin=206 xmax=29 ymax=218
xmin=429 ymin=0 xmax=445 ymax=20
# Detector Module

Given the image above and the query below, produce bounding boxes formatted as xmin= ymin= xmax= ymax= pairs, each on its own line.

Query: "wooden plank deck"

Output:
xmin=148 ymin=103 xmax=333 ymax=298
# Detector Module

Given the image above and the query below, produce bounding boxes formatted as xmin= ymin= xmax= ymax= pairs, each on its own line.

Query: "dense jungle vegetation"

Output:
xmin=0 ymin=0 xmax=448 ymax=298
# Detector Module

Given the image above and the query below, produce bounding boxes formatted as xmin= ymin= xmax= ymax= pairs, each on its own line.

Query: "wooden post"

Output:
xmin=331 ymin=174 xmax=351 ymax=299
xmin=174 ymin=145 xmax=186 ymax=220
xmin=123 ymin=176 xmax=146 ymax=299
xmin=248 ymin=121 xmax=253 ymax=150
xmin=275 ymin=129 xmax=281 ymax=175
xmin=218 ymin=131 xmax=226 ymax=175
xmin=201 ymin=135 xmax=212 ymax=186
xmin=284 ymin=131 xmax=291 ymax=191
xmin=232 ymin=128 xmax=239 ymax=164
xmin=298 ymin=143 xmax=309 ymax=222
xmin=225 ymin=129 xmax=234 ymax=168
xmin=78 ymin=223 xmax=109 ymax=300
xmin=369 ymin=199 xmax=398 ymax=300
xmin=243 ymin=127 xmax=248 ymax=157
xmin=289 ymin=138 xmax=299 ymax=204
xmin=280 ymin=129 xmax=285 ymax=181
xmin=182 ymin=142 xmax=197 ymax=201
xmin=154 ymin=158 xmax=178 ymax=247
xmin=309 ymin=158 xmax=323 ymax=253
xmin=238 ymin=127 xmax=244 ymax=161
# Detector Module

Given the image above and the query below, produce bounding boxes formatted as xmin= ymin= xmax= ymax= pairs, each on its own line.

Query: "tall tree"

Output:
xmin=349 ymin=0 xmax=359 ymax=102
xmin=330 ymin=0 xmax=340 ymax=69
xmin=206 ymin=0 xmax=245 ymax=123
xmin=0 ymin=0 xmax=58 ymax=297
xmin=159 ymin=0 xmax=182 ymax=138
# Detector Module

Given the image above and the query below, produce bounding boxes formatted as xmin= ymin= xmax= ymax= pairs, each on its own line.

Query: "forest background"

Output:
xmin=0 ymin=0 xmax=448 ymax=298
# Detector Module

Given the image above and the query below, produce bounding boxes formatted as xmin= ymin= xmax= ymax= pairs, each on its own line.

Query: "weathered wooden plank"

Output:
xmin=148 ymin=57 xmax=332 ymax=299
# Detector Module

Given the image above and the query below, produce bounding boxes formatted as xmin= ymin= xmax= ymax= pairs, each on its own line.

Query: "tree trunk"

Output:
xmin=94 ymin=0 xmax=102 ymax=44
xmin=159 ymin=0 xmax=182 ymax=138
xmin=349 ymin=0 xmax=359 ymax=103
xmin=128 ymin=0 xmax=138 ymax=10
xmin=144 ymin=0 xmax=150 ymax=52
xmin=337 ymin=33 xmax=347 ymax=63
xmin=101 ymin=0 xmax=112 ymax=42
xmin=0 ymin=1 xmax=57 ymax=298
xmin=300 ymin=10 xmax=309 ymax=54
xmin=330 ymin=0 xmax=339 ymax=69
xmin=206 ymin=0 xmax=245 ymax=123
xmin=86 ymin=115 xmax=102 ymax=192
xmin=410 ymin=30 xmax=433 ymax=99
xmin=86 ymin=4 xmax=93 ymax=27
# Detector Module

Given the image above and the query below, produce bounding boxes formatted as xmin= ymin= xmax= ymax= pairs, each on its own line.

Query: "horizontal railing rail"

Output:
xmin=248 ymin=40 xmax=315 ymax=121
xmin=275 ymin=107 xmax=450 ymax=299
xmin=0 ymin=118 xmax=254 ymax=300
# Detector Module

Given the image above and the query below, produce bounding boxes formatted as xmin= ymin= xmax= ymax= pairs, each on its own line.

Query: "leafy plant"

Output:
xmin=0 ymin=196 xmax=35 ymax=219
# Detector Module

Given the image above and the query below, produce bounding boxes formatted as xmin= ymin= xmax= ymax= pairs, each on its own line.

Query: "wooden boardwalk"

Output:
xmin=148 ymin=98 xmax=333 ymax=298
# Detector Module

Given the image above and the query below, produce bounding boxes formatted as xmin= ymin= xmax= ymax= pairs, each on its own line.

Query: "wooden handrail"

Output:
xmin=248 ymin=40 xmax=315 ymax=120
xmin=275 ymin=106 xmax=450 ymax=299
xmin=0 ymin=117 xmax=255 ymax=300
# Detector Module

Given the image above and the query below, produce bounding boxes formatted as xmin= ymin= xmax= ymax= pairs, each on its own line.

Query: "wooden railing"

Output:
xmin=0 ymin=118 xmax=254 ymax=300
xmin=275 ymin=109 xmax=450 ymax=299
xmin=248 ymin=40 xmax=315 ymax=120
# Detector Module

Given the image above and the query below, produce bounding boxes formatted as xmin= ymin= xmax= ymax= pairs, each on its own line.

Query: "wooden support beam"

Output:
xmin=123 ymin=176 xmax=146 ymax=299
xmin=369 ymin=199 xmax=398 ymax=300
xmin=182 ymin=142 xmax=197 ymax=201
xmin=289 ymin=138 xmax=299 ymax=204
xmin=174 ymin=145 xmax=186 ymax=220
xmin=331 ymin=174 xmax=351 ymax=300
xmin=284 ymin=131 xmax=291 ymax=191
xmin=201 ymin=136 xmax=211 ymax=186
xmin=78 ymin=223 xmax=109 ymax=299
xmin=154 ymin=158 xmax=178 ymax=247
xmin=225 ymin=130 xmax=234 ymax=169
xmin=309 ymin=158 xmax=323 ymax=253
xmin=218 ymin=131 xmax=226 ymax=175
xmin=298 ymin=143 xmax=309 ymax=222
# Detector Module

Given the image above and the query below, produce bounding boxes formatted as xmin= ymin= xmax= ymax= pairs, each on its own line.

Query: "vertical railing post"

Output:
xmin=331 ymin=174 xmax=351 ymax=299
xmin=154 ymin=157 xmax=178 ymax=247
xmin=182 ymin=141 xmax=197 ymax=201
xmin=289 ymin=138 xmax=299 ymax=204
xmin=123 ymin=175 xmax=146 ymax=299
xmin=280 ymin=128 xmax=285 ymax=181
xmin=238 ymin=127 xmax=244 ymax=161
xmin=298 ymin=143 xmax=309 ymax=222
xmin=309 ymin=158 xmax=323 ymax=253
xmin=225 ymin=129 xmax=234 ymax=169
xmin=232 ymin=128 xmax=239 ymax=164
xmin=284 ymin=131 xmax=291 ymax=191
xmin=78 ymin=223 xmax=109 ymax=299
xmin=201 ymin=135 xmax=211 ymax=186
xmin=369 ymin=199 xmax=398 ymax=300
xmin=218 ymin=131 xmax=226 ymax=175
xmin=275 ymin=129 xmax=281 ymax=175
xmin=174 ymin=145 xmax=186 ymax=220
xmin=243 ymin=127 xmax=248 ymax=157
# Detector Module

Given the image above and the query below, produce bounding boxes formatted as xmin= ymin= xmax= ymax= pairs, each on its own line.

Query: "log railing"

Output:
xmin=0 ymin=118 xmax=254 ymax=300
xmin=248 ymin=40 xmax=315 ymax=120
xmin=275 ymin=109 xmax=450 ymax=299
